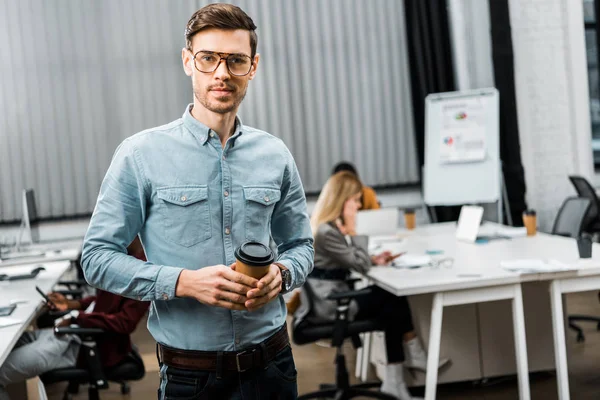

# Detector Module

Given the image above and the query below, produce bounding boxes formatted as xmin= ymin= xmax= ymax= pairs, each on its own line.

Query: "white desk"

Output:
xmin=545 ymin=259 xmax=600 ymax=400
xmin=0 ymin=260 xmax=72 ymax=366
xmin=0 ymin=247 xmax=81 ymax=268
xmin=364 ymin=223 xmax=591 ymax=400
xmin=0 ymin=218 xmax=89 ymax=246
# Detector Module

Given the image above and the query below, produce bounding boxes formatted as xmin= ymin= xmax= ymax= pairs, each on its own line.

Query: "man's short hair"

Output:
xmin=185 ymin=3 xmax=258 ymax=57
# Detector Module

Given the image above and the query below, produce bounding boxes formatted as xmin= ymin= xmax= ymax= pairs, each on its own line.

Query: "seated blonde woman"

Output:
xmin=295 ymin=171 xmax=447 ymax=400
xmin=332 ymin=161 xmax=380 ymax=210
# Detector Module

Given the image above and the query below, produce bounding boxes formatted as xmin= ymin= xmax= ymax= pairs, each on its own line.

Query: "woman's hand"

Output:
xmin=371 ymin=251 xmax=393 ymax=265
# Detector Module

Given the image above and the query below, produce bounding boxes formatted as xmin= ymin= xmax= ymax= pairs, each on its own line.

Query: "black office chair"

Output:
xmin=551 ymin=196 xmax=600 ymax=342
xmin=40 ymin=326 xmax=145 ymax=400
xmin=292 ymin=279 xmax=398 ymax=400
xmin=568 ymin=175 xmax=600 ymax=237
xmin=551 ymin=196 xmax=591 ymax=239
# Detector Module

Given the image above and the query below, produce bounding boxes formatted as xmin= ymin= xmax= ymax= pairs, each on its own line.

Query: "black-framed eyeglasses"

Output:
xmin=192 ymin=50 xmax=253 ymax=76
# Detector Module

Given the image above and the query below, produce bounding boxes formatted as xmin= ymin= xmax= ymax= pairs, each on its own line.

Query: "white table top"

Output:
xmin=366 ymin=222 xmax=600 ymax=297
xmin=0 ymin=218 xmax=89 ymax=245
xmin=0 ymin=247 xmax=81 ymax=267
xmin=0 ymin=260 xmax=71 ymax=366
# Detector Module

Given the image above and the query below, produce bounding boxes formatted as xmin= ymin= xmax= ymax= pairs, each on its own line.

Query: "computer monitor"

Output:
xmin=15 ymin=188 xmax=40 ymax=248
xmin=24 ymin=189 xmax=40 ymax=243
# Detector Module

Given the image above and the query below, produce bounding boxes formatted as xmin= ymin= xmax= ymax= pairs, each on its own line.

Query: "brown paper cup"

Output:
xmin=404 ymin=209 xmax=416 ymax=230
xmin=234 ymin=241 xmax=275 ymax=279
xmin=235 ymin=260 xmax=270 ymax=279
xmin=522 ymin=213 xmax=537 ymax=236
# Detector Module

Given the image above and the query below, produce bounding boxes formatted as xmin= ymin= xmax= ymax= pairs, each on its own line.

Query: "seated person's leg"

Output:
xmin=0 ymin=330 xmax=80 ymax=393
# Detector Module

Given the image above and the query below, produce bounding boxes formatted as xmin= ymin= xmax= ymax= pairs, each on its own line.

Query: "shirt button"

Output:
xmin=210 ymin=132 xmax=215 ymax=138
xmin=222 ymin=155 xmax=226 ymax=160
xmin=162 ymin=293 xmax=168 ymax=300
xmin=264 ymin=196 xmax=270 ymax=202
xmin=224 ymin=191 xmax=229 ymax=197
xmin=225 ymin=228 xmax=230 ymax=235
xmin=180 ymin=196 xmax=187 ymax=201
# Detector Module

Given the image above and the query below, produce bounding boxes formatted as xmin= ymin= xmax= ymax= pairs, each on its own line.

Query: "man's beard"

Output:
xmin=194 ymin=83 xmax=248 ymax=114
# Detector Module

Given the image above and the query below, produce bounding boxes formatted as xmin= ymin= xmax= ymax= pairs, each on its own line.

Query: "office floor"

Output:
xmin=44 ymin=291 xmax=600 ymax=400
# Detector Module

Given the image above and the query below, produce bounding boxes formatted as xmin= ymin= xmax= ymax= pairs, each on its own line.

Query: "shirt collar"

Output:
xmin=182 ymin=104 xmax=244 ymax=146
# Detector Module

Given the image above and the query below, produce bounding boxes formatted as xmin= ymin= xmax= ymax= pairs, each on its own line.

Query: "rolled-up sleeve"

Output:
xmin=81 ymin=139 xmax=183 ymax=301
xmin=270 ymin=153 xmax=314 ymax=290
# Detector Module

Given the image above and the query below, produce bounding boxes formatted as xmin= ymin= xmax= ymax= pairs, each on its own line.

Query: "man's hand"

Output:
xmin=47 ymin=293 xmax=70 ymax=311
xmin=54 ymin=318 xmax=71 ymax=328
xmin=245 ymin=264 xmax=282 ymax=312
xmin=175 ymin=265 xmax=259 ymax=311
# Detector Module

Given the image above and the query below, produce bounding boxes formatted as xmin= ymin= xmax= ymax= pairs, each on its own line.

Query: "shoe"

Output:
xmin=404 ymin=337 xmax=450 ymax=372
xmin=380 ymin=381 xmax=424 ymax=400
xmin=381 ymin=363 xmax=424 ymax=400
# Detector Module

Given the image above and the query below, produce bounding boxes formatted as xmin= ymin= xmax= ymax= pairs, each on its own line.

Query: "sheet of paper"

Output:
xmin=440 ymin=96 xmax=488 ymax=164
xmin=392 ymin=254 xmax=432 ymax=268
xmin=499 ymin=259 xmax=575 ymax=273
xmin=440 ymin=128 xmax=486 ymax=164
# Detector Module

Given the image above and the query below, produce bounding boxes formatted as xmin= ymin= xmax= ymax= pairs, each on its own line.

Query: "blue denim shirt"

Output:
xmin=81 ymin=105 xmax=314 ymax=351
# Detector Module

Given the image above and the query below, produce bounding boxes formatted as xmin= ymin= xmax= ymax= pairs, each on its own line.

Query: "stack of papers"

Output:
xmin=392 ymin=254 xmax=432 ymax=269
xmin=499 ymin=259 xmax=575 ymax=273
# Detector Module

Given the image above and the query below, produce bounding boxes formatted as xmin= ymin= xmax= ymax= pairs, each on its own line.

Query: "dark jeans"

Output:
xmin=157 ymin=346 xmax=298 ymax=399
xmin=355 ymin=285 xmax=414 ymax=363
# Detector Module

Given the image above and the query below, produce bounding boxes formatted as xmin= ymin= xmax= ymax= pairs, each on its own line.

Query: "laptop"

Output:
xmin=455 ymin=205 xmax=510 ymax=243
xmin=355 ymin=208 xmax=399 ymax=237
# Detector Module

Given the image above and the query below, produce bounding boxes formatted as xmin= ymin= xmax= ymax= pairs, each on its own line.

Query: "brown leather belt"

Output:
xmin=157 ymin=325 xmax=290 ymax=372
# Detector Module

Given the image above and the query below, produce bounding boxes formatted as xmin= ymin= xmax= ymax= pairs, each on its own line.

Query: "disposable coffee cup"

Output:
xmin=522 ymin=210 xmax=537 ymax=236
xmin=577 ymin=236 xmax=592 ymax=259
xmin=234 ymin=241 xmax=275 ymax=279
xmin=404 ymin=208 xmax=416 ymax=230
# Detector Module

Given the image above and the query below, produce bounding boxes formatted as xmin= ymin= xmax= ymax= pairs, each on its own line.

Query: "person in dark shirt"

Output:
xmin=0 ymin=237 xmax=149 ymax=400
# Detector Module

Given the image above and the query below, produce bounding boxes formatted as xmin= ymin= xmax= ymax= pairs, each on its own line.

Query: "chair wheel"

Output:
xmin=121 ymin=383 xmax=131 ymax=395
xmin=577 ymin=332 xmax=586 ymax=343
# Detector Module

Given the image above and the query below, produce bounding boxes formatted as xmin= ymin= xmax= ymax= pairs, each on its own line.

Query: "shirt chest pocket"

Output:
xmin=243 ymin=186 xmax=281 ymax=242
xmin=156 ymin=186 xmax=211 ymax=247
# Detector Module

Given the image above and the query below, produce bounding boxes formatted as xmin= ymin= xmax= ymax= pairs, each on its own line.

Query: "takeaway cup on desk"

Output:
xmin=234 ymin=241 xmax=275 ymax=279
xmin=404 ymin=208 xmax=416 ymax=230
xmin=577 ymin=235 xmax=593 ymax=259
xmin=522 ymin=209 xmax=537 ymax=236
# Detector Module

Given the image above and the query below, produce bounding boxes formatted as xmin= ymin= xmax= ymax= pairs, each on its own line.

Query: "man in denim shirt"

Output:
xmin=81 ymin=3 xmax=314 ymax=399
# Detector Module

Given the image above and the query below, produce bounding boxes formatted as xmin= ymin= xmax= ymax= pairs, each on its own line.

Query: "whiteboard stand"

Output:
xmin=501 ymin=165 xmax=513 ymax=226
xmin=423 ymin=88 xmax=504 ymax=224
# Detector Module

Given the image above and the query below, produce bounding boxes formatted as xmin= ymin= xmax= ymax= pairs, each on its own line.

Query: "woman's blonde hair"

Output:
xmin=310 ymin=171 xmax=363 ymax=235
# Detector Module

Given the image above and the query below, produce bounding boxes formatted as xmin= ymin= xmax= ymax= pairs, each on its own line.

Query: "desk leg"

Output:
xmin=355 ymin=334 xmax=363 ymax=379
xmin=361 ymin=332 xmax=372 ymax=381
xmin=511 ymin=284 xmax=531 ymax=400
xmin=425 ymin=293 xmax=444 ymax=400
xmin=550 ymin=280 xmax=570 ymax=400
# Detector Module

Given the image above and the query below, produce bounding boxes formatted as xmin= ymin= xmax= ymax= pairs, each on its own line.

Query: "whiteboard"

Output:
xmin=423 ymin=88 xmax=500 ymax=206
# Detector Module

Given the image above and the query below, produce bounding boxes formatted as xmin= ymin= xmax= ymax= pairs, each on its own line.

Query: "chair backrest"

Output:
xmin=551 ymin=196 xmax=591 ymax=238
xmin=569 ymin=175 xmax=600 ymax=221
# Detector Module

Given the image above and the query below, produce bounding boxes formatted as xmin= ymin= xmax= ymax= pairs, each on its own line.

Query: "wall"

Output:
xmin=0 ymin=0 xmax=419 ymax=222
xmin=508 ymin=0 xmax=594 ymax=231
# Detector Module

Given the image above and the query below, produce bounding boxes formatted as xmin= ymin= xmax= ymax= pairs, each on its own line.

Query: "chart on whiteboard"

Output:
xmin=439 ymin=96 xmax=487 ymax=164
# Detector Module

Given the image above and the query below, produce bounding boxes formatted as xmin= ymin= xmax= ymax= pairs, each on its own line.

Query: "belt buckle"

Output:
xmin=235 ymin=348 xmax=256 ymax=372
